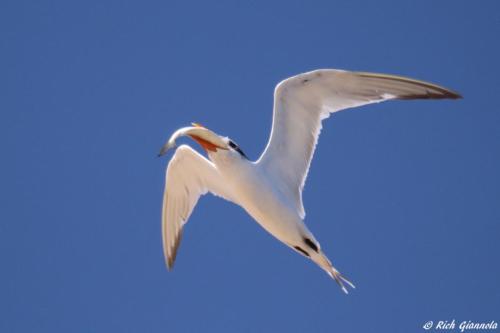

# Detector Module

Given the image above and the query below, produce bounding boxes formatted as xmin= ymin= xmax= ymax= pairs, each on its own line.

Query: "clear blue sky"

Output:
xmin=1 ymin=1 xmax=499 ymax=332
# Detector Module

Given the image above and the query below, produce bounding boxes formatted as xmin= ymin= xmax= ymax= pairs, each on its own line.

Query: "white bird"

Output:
xmin=158 ymin=69 xmax=460 ymax=293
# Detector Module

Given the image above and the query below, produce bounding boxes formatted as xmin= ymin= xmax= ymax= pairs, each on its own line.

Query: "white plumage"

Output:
xmin=159 ymin=69 xmax=460 ymax=293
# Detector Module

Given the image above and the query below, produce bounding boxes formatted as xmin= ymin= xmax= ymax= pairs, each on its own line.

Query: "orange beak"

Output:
xmin=188 ymin=122 xmax=227 ymax=153
xmin=188 ymin=135 xmax=222 ymax=152
xmin=191 ymin=122 xmax=204 ymax=128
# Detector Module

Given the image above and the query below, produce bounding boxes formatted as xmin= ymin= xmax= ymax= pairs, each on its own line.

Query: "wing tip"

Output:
xmin=164 ymin=229 xmax=183 ymax=271
xmin=166 ymin=257 xmax=175 ymax=270
xmin=165 ymin=251 xmax=177 ymax=271
xmin=445 ymin=90 xmax=463 ymax=100
xmin=398 ymin=89 xmax=462 ymax=100
xmin=355 ymin=71 xmax=462 ymax=101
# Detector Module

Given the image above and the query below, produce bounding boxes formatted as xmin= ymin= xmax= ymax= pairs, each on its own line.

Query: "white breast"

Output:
xmin=211 ymin=152 xmax=305 ymax=244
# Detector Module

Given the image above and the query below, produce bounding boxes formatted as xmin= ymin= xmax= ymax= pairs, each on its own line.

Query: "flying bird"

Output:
xmin=158 ymin=69 xmax=461 ymax=293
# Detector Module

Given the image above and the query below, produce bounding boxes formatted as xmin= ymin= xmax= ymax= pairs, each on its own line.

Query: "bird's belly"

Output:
xmin=228 ymin=172 xmax=303 ymax=244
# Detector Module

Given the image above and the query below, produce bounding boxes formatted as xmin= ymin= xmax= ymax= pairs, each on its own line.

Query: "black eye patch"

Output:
xmin=228 ymin=140 xmax=248 ymax=159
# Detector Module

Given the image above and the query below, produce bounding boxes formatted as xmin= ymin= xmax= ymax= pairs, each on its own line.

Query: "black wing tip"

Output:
xmin=355 ymin=71 xmax=462 ymax=100
xmin=165 ymin=253 xmax=176 ymax=271
xmin=166 ymin=258 xmax=175 ymax=270
xmin=398 ymin=90 xmax=462 ymax=101
xmin=447 ymin=91 xmax=463 ymax=99
xmin=431 ymin=88 xmax=462 ymax=100
xmin=165 ymin=229 xmax=183 ymax=271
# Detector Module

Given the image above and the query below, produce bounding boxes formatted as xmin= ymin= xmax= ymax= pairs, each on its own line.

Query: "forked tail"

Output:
xmin=314 ymin=251 xmax=355 ymax=294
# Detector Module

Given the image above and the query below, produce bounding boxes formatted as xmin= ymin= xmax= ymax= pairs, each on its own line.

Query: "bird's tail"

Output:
xmin=313 ymin=251 xmax=355 ymax=294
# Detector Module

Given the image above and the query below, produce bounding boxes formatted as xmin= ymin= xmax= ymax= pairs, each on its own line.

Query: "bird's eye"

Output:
xmin=228 ymin=140 xmax=237 ymax=149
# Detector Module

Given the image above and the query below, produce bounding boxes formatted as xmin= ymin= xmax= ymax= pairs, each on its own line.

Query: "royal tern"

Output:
xmin=158 ymin=69 xmax=461 ymax=293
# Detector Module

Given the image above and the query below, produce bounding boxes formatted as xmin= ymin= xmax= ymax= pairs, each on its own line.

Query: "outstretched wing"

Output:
xmin=257 ymin=69 xmax=461 ymax=218
xmin=162 ymin=145 xmax=234 ymax=269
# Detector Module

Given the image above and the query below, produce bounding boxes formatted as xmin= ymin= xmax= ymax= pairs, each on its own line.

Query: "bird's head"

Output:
xmin=158 ymin=123 xmax=248 ymax=159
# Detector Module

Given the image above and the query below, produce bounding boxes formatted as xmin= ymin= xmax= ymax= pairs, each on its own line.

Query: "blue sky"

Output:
xmin=1 ymin=0 xmax=499 ymax=332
